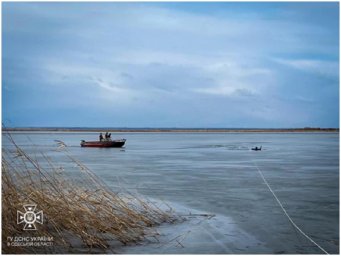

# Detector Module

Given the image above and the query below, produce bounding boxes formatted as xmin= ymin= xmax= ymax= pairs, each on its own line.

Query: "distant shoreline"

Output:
xmin=2 ymin=127 xmax=339 ymax=133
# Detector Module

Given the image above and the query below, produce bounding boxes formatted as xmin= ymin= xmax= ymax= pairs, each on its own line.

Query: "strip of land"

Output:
xmin=2 ymin=127 xmax=339 ymax=133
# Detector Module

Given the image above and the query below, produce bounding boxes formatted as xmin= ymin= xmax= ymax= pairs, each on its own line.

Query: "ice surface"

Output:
xmin=3 ymin=132 xmax=339 ymax=254
xmin=116 ymin=201 xmax=270 ymax=254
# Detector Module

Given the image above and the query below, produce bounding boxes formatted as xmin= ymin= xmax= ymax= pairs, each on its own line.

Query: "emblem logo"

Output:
xmin=17 ymin=204 xmax=43 ymax=231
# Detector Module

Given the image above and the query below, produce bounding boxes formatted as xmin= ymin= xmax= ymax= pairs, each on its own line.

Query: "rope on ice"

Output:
xmin=253 ymin=162 xmax=329 ymax=254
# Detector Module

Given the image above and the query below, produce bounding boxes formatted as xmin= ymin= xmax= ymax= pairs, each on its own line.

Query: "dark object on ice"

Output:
xmin=80 ymin=139 xmax=126 ymax=148
xmin=252 ymin=146 xmax=262 ymax=151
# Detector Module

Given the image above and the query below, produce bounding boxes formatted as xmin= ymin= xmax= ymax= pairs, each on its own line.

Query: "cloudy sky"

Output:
xmin=3 ymin=2 xmax=339 ymax=128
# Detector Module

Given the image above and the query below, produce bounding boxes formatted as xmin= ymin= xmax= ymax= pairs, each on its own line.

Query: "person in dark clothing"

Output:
xmin=99 ymin=133 xmax=104 ymax=141
xmin=105 ymin=132 xmax=109 ymax=139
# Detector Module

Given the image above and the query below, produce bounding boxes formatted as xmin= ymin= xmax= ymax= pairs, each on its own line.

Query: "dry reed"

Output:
xmin=2 ymin=134 xmax=177 ymax=253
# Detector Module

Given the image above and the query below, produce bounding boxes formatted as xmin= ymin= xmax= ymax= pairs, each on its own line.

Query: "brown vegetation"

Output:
xmin=2 ymin=135 xmax=177 ymax=253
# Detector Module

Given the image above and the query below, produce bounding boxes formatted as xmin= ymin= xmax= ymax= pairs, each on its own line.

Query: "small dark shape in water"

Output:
xmin=251 ymin=146 xmax=262 ymax=151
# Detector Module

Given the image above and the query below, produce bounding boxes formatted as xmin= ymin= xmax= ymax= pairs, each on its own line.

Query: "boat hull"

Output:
xmin=80 ymin=139 xmax=126 ymax=148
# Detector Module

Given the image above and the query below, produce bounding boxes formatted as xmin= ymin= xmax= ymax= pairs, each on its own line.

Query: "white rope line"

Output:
xmin=253 ymin=162 xmax=329 ymax=254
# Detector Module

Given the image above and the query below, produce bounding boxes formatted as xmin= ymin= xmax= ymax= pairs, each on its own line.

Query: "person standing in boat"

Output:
xmin=99 ymin=133 xmax=104 ymax=141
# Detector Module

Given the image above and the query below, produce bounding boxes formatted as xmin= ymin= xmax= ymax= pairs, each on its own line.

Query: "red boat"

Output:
xmin=80 ymin=139 xmax=126 ymax=148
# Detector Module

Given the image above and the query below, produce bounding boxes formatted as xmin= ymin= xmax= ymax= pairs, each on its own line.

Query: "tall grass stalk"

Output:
xmin=2 ymin=134 xmax=176 ymax=253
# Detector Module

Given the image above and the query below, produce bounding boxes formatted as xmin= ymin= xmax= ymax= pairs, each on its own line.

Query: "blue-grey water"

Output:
xmin=2 ymin=132 xmax=339 ymax=254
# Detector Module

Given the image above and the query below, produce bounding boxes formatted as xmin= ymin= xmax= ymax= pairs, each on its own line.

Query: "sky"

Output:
xmin=2 ymin=2 xmax=339 ymax=128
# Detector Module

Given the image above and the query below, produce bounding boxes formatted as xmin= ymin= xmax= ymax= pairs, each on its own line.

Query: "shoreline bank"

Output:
xmin=2 ymin=128 xmax=339 ymax=133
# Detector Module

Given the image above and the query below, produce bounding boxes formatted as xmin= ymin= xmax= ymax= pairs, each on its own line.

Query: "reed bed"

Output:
xmin=2 ymin=135 xmax=177 ymax=253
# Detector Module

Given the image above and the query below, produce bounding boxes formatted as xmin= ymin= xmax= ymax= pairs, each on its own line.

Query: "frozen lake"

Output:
xmin=3 ymin=132 xmax=339 ymax=254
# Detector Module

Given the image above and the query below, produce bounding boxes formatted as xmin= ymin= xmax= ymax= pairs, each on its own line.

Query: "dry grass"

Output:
xmin=2 ymin=134 xmax=177 ymax=253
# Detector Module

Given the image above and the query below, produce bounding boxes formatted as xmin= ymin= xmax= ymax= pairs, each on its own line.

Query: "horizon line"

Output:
xmin=2 ymin=126 xmax=339 ymax=130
